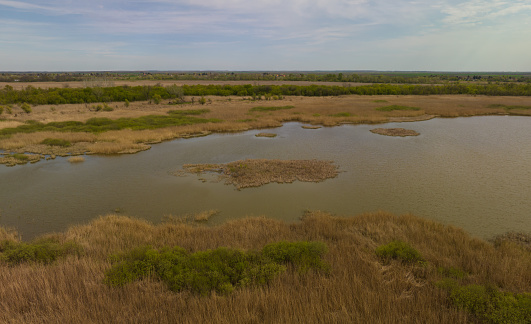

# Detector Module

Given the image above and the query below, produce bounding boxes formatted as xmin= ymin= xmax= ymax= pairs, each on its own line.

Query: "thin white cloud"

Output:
xmin=441 ymin=0 xmax=531 ymax=25
xmin=0 ymin=0 xmax=49 ymax=11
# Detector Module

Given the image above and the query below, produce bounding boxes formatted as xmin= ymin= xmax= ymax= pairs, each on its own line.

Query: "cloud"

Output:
xmin=1 ymin=0 xmax=531 ymax=70
xmin=440 ymin=0 xmax=531 ymax=25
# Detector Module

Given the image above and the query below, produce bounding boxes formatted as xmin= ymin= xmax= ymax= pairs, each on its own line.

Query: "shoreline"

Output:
xmin=1 ymin=93 xmax=530 ymax=164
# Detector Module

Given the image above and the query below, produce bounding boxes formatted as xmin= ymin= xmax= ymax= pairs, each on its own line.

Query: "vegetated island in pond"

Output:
xmin=370 ymin=128 xmax=420 ymax=137
xmin=179 ymin=159 xmax=339 ymax=189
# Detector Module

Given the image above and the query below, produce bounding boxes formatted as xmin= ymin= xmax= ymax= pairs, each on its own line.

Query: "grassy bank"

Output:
xmin=1 ymin=211 xmax=529 ymax=323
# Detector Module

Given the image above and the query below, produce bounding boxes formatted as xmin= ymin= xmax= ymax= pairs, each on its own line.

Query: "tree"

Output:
xmin=20 ymin=102 xmax=32 ymax=113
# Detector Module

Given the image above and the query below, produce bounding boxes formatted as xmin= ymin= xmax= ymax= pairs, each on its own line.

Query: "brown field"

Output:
xmin=180 ymin=159 xmax=339 ymax=189
xmin=370 ymin=128 xmax=420 ymax=137
xmin=1 ymin=93 xmax=530 ymax=162
xmin=1 ymin=211 xmax=529 ymax=323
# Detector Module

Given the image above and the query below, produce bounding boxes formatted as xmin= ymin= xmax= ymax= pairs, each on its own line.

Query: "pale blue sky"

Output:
xmin=1 ymin=0 xmax=530 ymax=71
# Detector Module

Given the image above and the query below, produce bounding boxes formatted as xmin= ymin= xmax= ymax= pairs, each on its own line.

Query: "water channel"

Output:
xmin=1 ymin=116 xmax=530 ymax=240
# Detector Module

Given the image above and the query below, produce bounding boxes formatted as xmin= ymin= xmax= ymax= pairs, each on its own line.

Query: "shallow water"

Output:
xmin=1 ymin=116 xmax=530 ymax=240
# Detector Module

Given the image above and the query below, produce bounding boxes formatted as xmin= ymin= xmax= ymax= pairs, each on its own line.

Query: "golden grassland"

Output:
xmin=370 ymin=128 xmax=420 ymax=137
xmin=180 ymin=159 xmax=339 ymax=189
xmin=1 ymin=94 xmax=530 ymax=162
xmin=1 ymin=211 xmax=529 ymax=323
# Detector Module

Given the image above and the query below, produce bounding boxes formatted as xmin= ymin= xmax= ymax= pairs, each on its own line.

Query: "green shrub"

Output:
xmin=11 ymin=153 xmax=29 ymax=161
xmin=375 ymin=105 xmax=421 ymax=111
xmin=105 ymin=241 xmax=329 ymax=295
xmin=153 ymin=94 xmax=162 ymax=104
xmin=102 ymin=103 xmax=114 ymax=111
xmin=20 ymin=103 xmax=32 ymax=113
xmin=375 ymin=241 xmax=425 ymax=264
xmin=329 ymin=112 xmax=353 ymax=117
xmin=262 ymin=241 xmax=330 ymax=273
xmin=124 ymin=99 xmax=130 ymax=107
xmin=41 ymin=138 xmax=72 ymax=147
xmin=437 ymin=280 xmax=531 ymax=324
xmin=249 ymin=105 xmax=294 ymax=112
xmin=437 ymin=266 xmax=468 ymax=279
xmin=0 ymin=239 xmax=82 ymax=265
xmin=0 ymin=106 xmax=3 ymax=115
xmin=488 ymin=104 xmax=531 ymax=110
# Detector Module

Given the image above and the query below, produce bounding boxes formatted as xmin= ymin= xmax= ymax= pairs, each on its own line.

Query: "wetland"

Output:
xmin=1 ymin=116 xmax=530 ymax=240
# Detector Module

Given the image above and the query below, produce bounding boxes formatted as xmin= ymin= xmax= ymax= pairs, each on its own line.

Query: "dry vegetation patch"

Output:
xmin=255 ymin=132 xmax=277 ymax=138
xmin=370 ymin=128 xmax=420 ymax=137
xmin=67 ymin=156 xmax=85 ymax=163
xmin=0 ymin=153 xmax=43 ymax=166
xmin=1 ymin=211 xmax=529 ymax=323
xmin=180 ymin=159 xmax=339 ymax=189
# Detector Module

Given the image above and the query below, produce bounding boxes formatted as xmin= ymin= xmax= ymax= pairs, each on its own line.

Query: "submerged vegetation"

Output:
xmin=370 ymin=128 xmax=420 ymax=137
xmin=0 ymin=211 xmax=529 ymax=323
xmin=180 ymin=159 xmax=339 ymax=189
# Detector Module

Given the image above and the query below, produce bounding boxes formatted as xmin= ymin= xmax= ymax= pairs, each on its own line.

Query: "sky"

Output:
xmin=1 ymin=0 xmax=530 ymax=72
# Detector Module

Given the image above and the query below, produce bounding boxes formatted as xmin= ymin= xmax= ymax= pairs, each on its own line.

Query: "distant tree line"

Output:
xmin=1 ymin=71 xmax=530 ymax=84
xmin=1 ymin=83 xmax=530 ymax=106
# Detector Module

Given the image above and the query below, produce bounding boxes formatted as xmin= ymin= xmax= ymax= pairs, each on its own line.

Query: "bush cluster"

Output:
xmin=375 ymin=240 xmax=425 ymax=264
xmin=20 ymin=103 xmax=32 ymax=113
xmin=41 ymin=138 xmax=72 ymax=147
xmin=0 ymin=238 xmax=82 ymax=265
xmin=105 ymin=241 xmax=329 ymax=295
xmin=437 ymin=279 xmax=531 ymax=324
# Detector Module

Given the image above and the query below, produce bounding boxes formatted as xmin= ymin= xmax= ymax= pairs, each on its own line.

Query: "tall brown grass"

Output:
xmin=1 ymin=211 xmax=529 ymax=323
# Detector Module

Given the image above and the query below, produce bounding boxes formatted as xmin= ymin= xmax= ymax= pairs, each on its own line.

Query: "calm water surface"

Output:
xmin=1 ymin=116 xmax=530 ymax=240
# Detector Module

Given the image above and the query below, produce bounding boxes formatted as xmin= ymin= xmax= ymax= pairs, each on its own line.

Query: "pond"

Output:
xmin=1 ymin=116 xmax=530 ymax=240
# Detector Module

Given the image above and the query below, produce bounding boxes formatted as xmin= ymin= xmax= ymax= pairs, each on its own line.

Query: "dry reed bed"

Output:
xmin=255 ymin=132 xmax=277 ymax=137
xmin=67 ymin=156 xmax=85 ymax=163
xmin=1 ymin=211 xmax=529 ymax=323
xmin=181 ymin=159 xmax=339 ymax=189
xmin=370 ymin=128 xmax=420 ymax=137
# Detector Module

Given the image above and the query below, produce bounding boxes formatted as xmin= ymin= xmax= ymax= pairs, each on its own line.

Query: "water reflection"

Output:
xmin=1 ymin=116 xmax=529 ymax=240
